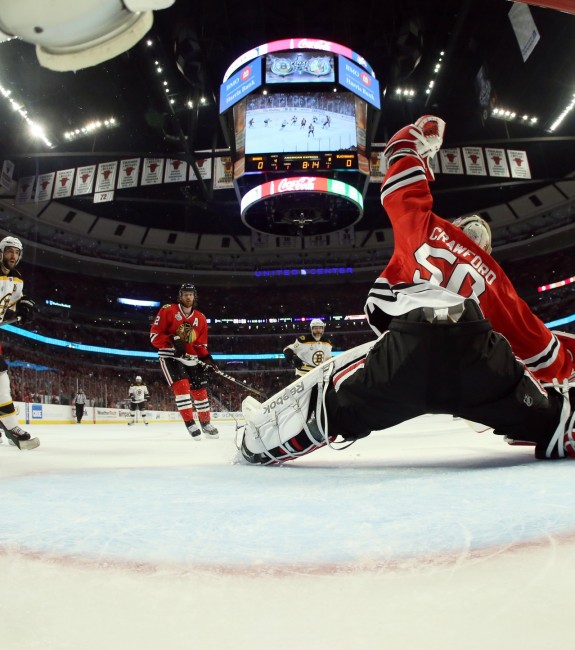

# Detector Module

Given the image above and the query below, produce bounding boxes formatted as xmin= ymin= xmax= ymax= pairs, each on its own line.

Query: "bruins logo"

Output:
xmin=176 ymin=323 xmax=195 ymax=344
xmin=312 ymin=350 xmax=324 ymax=366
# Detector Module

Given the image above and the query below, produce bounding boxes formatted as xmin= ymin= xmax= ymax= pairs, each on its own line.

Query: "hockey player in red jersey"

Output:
xmin=239 ymin=116 xmax=574 ymax=465
xmin=150 ymin=283 xmax=219 ymax=440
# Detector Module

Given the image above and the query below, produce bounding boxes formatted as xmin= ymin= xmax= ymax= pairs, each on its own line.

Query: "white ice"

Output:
xmin=2 ymin=415 xmax=574 ymax=650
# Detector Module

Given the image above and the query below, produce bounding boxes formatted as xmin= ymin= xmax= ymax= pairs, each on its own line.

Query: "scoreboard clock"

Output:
xmin=244 ymin=151 xmax=359 ymax=173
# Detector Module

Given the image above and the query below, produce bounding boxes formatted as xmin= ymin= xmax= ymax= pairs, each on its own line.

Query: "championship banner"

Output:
xmin=15 ymin=175 xmax=35 ymax=203
xmin=251 ymin=231 xmax=269 ymax=248
xmin=94 ymin=191 xmax=114 ymax=203
xmin=54 ymin=168 xmax=75 ymax=198
xmin=35 ymin=172 xmax=55 ymax=202
xmin=462 ymin=146 xmax=487 ymax=176
xmin=164 ymin=158 xmax=188 ymax=184
xmin=485 ymin=147 xmax=510 ymax=177
xmin=118 ymin=158 xmax=141 ymax=188
xmin=74 ymin=164 xmax=96 ymax=195
xmin=213 ymin=156 xmax=234 ymax=189
xmin=429 ymin=155 xmax=440 ymax=177
xmin=306 ymin=234 xmax=329 ymax=248
xmin=1 ymin=159 xmax=15 ymax=191
xmin=338 ymin=226 xmax=355 ymax=246
xmin=508 ymin=150 xmax=531 ymax=179
xmin=277 ymin=236 xmax=297 ymax=249
xmin=95 ymin=161 xmax=118 ymax=193
xmin=439 ymin=148 xmax=464 ymax=175
xmin=141 ymin=158 xmax=165 ymax=185
xmin=189 ymin=158 xmax=213 ymax=181
xmin=368 ymin=150 xmax=385 ymax=183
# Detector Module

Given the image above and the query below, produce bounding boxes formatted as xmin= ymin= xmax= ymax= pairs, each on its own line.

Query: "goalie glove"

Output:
xmin=16 ymin=296 xmax=36 ymax=324
xmin=383 ymin=115 xmax=445 ymax=180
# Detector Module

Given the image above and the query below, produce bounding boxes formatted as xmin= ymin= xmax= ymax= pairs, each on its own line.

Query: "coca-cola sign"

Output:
xmin=277 ymin=177 xmax=318 ymax=192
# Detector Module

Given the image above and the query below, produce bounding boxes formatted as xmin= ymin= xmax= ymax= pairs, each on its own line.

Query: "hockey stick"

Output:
xmin=0 ymin=315 xmax=21 ymax=327
xmin=196 ymin=359 xmax=269 ymax=400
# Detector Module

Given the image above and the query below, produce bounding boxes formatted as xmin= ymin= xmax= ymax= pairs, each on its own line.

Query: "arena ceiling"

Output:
xmin=0 ymin=0 xmax=574 ymax=238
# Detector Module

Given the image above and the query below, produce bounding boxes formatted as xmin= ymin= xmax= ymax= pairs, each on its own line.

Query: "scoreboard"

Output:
xmin=244 ymin=152 xmax=359 ymax=173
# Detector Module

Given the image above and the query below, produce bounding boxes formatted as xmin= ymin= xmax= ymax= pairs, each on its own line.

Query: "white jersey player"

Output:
xmin=283 ymin=319 xmax=333 ymax=376
xmin=128 ymin=376 xmax=150 ymax=426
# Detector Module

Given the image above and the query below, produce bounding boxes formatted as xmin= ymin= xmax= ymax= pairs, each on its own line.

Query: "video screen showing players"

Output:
xmin=244 ymin=91 xmax=357 ymax=155
xmin=265 ymin=52 xmax=335 ymax=84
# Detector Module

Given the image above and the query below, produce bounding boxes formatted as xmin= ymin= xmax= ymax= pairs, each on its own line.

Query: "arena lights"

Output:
xmin=538 ymin=275 xmax=575 ymax=292
xmin=223 ymin=38 xmax=375 ymax=82
xmin=425 ymin=51 xmax=444 ymax=96
xmin=0 ymin=81 xmax=53 ymax=147
xmin=491 ymin=107 xmax=538 ymax=125
xmin=240 ymin=177 xmax=363 ymax=217
xmin=64 ymin=117 xmax=118 ymax=141
xmin=117 ymin=298 xmax=161 ymax=307
xmin=549 ymin=92 xmax=575 ymax=132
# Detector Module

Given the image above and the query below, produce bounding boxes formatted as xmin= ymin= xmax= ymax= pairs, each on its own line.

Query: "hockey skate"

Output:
xmin=187 ymin=422 xmax=202 ymax=441
xmin=2 ymin=425 xmax=40 ymax=450
xmin=535 ymin=379 xmax=575 ymax=459
xmin=200 ymin=422 xmax=219 ymax=439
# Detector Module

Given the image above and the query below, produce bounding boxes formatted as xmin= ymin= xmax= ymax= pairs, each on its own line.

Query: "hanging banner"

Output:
xmin=164 ymin=158 xmax=188 ymax=183
xmin=118 ymin=158 xmax=141 ymax=188
xmin=509 ymin=2 xmax=540 ymax=62
xmin=35 ymin=172 xmax=55 ymax=202
xmin=429 ymin=155 xmax=440 ymax=177
xmin=15 ymin=176 xmax=35 ymax=203
xmin=251 ymin=231 xmax=269 ymax=249
xmin=94 ymin=191 xmax=114 ymax=203
xmin=338 ymin=226 xmax=355 ymax=247
xmin=306 ymin=234 xmax=329 ymax=248
xmin=439 ymin=148 xmax=464 ymax=175
xmin=189 ymin=158 xmax=213 ymax=181
xmin=54 ymin=168 xmax=75 ymax=198
xmin=1 ymin=159 xmax=15 ymax=191
xmin=213 ymin=157 xmax=234 ymax=189
xmin=95 ymin=161 xmax=118 ymax=193
xmin=141 ymin=158 xmax=165 ymax=185
xmin=277 ymin=236 xmax=297 ymax=249
xmin=508 ymin=150 xmax=532 ymax=179
xmin=74 ymin=165 xmax=96 ymax=195
xmin=368 ymin=151 xmax=385 ymax=184
xmin=462 ymin=147 xmax=487 ymax=176
xmin=485 ymin=147 xmax=510 ymax=177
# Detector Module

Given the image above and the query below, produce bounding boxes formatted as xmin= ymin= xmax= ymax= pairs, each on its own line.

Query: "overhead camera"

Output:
xmin=0 ymin=0 xmax=175 ymax=72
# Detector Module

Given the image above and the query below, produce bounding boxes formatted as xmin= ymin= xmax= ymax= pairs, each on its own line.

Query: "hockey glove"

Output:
xmin=201 ymin=354 xmax=219 ymax=372
xmin=170 ymin=335 xmax=186 ymax=358
xmin=284 ymin=348 xmax=304 ymax=369
xmin=16 ymin=296 xmax=37 ymax=324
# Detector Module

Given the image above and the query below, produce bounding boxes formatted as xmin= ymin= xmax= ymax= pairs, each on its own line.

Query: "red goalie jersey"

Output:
xmin=150 ymin=303 xmax=211 ymax=360
xmin=365 ymin=155 xmax=574 ymax=383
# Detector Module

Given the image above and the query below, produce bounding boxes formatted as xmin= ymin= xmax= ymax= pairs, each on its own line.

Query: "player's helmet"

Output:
xmin=135 ymin=376 xmax=142 ymax=383
xmin=310 ymin=318 xmax=325 ymax=341
xmin=453 ymin=215 xmax=492 ymax=253
xmin=0 ymin=236 xmax=23 ymax=266
xmin=178 ymin=283 xmax=197 ymax=305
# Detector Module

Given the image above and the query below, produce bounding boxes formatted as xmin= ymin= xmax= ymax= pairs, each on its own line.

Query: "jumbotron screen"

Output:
xmin=244 ymin=91 xmax=357 ymax=155
xmin=265 ymin=51 xmax=335 ymax=84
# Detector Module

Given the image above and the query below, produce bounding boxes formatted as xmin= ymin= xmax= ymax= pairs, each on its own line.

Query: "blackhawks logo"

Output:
xmin=176 ymin=323 xmax=195 ymax=344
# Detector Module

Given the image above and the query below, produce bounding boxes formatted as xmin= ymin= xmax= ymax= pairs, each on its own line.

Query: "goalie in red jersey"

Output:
xmin=239 ymin=116 xmax=575 ymax=465
xmin=150 ymin=284 xmax=219 ymax=440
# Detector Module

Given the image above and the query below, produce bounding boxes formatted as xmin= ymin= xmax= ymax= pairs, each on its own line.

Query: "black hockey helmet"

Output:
xmin=178 ymin=283 xmax=197 ymax=305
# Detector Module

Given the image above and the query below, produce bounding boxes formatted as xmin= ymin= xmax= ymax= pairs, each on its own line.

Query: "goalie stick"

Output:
xmin=195 ymin=359 xmax=269 ymax=400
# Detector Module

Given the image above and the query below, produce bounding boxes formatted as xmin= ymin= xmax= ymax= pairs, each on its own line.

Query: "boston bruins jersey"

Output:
xmin=284 ymin=334 xmax=333 ymax=376
xmin=129 ymin=383 xmax=150 ymax=404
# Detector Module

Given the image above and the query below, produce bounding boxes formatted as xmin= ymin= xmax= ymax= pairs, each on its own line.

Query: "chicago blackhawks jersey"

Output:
xmin=150 ymin=303 xmax=211 ymax=362
xmin=284 ymin=334 xmax=333 ymax=376
xmin=128 ymin=383 xmax=149 ymax=404
xmin=366 ymin=154 xmax=574 ymax=383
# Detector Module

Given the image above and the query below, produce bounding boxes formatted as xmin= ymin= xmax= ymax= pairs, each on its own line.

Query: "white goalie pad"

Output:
xmin=241 ymin=340 xmax=376 ymax=463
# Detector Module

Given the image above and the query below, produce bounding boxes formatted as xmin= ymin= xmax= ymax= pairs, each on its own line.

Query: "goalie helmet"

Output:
xmin=0 ymin=236 xmax=23 ymax=266
xmin=453 ymin=215 xmax=492 ymax=253
xmin=310 ymin=318 xmax=325 ymax=341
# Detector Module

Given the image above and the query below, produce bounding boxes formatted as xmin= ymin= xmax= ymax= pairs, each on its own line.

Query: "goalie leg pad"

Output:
xmin=240 ymin=340 xmax=376 ymax=464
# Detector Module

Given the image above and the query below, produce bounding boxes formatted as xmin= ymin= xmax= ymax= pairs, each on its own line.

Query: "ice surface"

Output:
xmin=1 ymin=415 xmax=574 ymax=650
